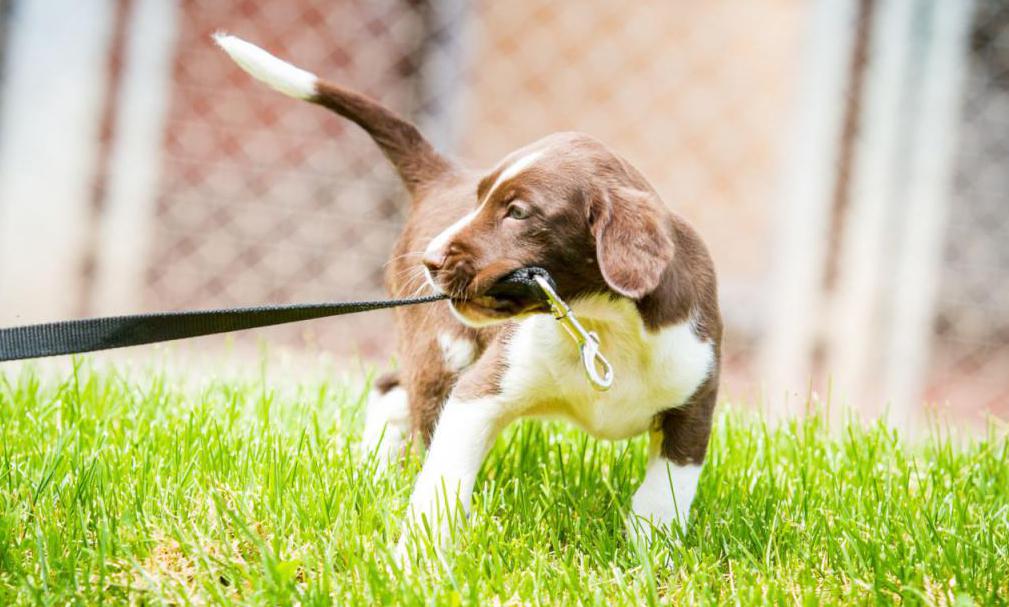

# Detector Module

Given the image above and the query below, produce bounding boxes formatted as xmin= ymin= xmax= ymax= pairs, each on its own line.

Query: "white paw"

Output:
xmin=628 ymin=459 xmax=701 ymax=547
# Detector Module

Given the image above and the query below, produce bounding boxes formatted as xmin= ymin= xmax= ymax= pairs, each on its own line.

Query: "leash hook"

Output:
xmin=532 ymin=276 xmax=614 ymax=391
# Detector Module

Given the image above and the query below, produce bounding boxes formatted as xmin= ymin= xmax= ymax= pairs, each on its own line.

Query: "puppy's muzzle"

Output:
xmin=458 ymin=267 xmax=555 ymax=316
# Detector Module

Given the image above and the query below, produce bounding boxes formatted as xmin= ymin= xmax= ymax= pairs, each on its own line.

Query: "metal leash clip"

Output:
xmin=532 ymin=275 xmax=614 ymax=391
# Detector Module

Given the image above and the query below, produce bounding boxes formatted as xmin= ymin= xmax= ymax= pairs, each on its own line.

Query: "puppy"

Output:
xmin=215 ymin=34 xmax=722 ymax=551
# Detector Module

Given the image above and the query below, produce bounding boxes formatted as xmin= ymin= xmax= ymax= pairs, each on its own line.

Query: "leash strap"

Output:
xmin=0 ymin=267 xmax=614 ymax=390
xmin=0 ymin=294 xmax=447 ymax=362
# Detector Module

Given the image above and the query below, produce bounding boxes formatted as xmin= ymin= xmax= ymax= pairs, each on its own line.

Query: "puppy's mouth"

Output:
xmin=451 ymin=295 xmax=524 ymax=320
xmin=443 ymin=269 xmax=549 ymax=326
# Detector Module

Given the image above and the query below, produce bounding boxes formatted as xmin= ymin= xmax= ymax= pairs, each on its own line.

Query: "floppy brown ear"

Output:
xmin=590 ymin=186 xmax=675 ymax=299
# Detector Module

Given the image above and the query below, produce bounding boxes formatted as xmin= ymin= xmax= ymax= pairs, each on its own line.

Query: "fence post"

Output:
xmin=824 ymin=0 xmax=915 ymax=419
xmin=0 ymin=1 xmax=114 ymax=324
xmin=90 ymin=0 xmax=178 ymax=314
xmin=760 ymin=0 xmax=859 ymax=416
xmin=882 ymin=0 xmax=974 ymax=428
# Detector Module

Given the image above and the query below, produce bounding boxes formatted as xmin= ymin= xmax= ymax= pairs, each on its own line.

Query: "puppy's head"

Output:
xmin=423 ymin=133 xmax=675 ymax=327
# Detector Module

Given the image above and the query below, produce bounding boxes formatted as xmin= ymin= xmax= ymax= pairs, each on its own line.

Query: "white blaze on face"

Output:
xmin=424 ymin=209 xmax=480 ymax=267
xmin=481 ymin=149 xmax=545 ymax=204
xmin=422 ymin=149 xmax=546 ymax=276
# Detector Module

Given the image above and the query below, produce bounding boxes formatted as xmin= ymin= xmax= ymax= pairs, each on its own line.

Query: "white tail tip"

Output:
xmin=213 ymin=32 xmax=317 ymax=100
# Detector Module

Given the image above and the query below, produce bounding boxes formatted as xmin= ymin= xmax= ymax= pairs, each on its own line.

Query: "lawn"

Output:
xmin=0 ymin=360 xmax=1006 ymax=605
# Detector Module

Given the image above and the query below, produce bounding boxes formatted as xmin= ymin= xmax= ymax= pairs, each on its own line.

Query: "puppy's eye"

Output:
xmin=506 ymin=203 xmax=531 ymax=220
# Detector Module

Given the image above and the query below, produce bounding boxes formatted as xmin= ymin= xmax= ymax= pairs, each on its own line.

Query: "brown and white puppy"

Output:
xmin=215 ymin=34 xmax=722 ymax=550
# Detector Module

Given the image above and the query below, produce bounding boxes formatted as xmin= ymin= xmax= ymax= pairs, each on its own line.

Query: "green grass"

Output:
xmin=0 ymin=360 xmax=1006 ymax=605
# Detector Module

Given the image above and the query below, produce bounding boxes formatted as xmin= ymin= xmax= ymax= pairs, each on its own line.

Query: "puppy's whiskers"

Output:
xmin=397 ymin=265 xmax=433 ymax=298
xmin=393 ymin=263 xmax=424 ymax=284
xmin=409 ymin=279 xmax=433 ymax=298
xmin=384 ymin=250 xmax=425 ymax=269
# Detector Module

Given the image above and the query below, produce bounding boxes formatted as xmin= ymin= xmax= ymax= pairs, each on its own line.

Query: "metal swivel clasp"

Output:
xmin=532 ymin=275 xmax=614 ymax=391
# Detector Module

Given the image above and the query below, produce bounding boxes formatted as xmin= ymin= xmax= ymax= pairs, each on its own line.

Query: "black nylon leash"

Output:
xmin=0 ymin=295 xmax=445 ymax=362
xmin=0 ymin=268 xmax=554 ymax=363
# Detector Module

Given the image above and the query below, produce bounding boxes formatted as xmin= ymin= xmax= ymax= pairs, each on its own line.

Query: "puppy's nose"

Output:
xmin=422 ymin=248 xmax=447 ymax=272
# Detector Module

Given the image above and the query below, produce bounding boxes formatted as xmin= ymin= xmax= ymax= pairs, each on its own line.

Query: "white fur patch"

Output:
xmin=213 ymin=33 xmax=317 ymax=99
xmin=361 ymin=386 xmax=410 ymax=473
xmin=499 ymin=295 xmax=714 ymax=440
xmin=438 ymin=332 xmax=476 ymax=372
xmin=630 ymin=458 xmax=702 ymax=536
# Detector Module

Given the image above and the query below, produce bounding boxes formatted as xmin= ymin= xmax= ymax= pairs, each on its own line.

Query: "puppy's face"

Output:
xmin=423 ymin=133 xmax=675 ymax=327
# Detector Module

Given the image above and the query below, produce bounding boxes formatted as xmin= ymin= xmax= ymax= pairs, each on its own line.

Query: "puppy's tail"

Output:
xmin=213 ymin=33 xmax=454 ymax=195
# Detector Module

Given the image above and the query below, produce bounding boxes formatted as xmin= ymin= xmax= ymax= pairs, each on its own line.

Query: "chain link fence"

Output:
xmin=146 ymin=0 xmax=430 ymax=357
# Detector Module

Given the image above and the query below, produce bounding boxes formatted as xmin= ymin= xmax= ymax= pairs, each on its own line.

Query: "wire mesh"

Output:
xmin=145 ymin=0 xmax=432 ymax=357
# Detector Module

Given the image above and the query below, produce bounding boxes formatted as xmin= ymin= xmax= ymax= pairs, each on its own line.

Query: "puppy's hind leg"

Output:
xmin=362 ymin=372 xmax=411 ymax=474
xmin=628 ymin=378 xmax=716 ymax=548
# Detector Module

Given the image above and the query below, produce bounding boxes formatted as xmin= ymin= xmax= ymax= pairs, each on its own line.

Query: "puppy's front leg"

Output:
xmin=397 ymin=396 xmax=508 ymax=556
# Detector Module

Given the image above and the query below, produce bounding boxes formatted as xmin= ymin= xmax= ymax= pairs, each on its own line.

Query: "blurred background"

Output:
xmin=0 ymin=0 xmax=1005 ymax=426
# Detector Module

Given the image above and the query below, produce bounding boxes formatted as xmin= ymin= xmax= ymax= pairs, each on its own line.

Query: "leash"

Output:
xmin=0 ymin=267 xmax=613 ymax=390
xmin=0 ymin=295 xmax=446 ymax=362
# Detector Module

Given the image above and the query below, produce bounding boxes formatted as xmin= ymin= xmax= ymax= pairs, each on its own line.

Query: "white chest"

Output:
xmin=498 ymin=296 xmax=715 ymax=440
